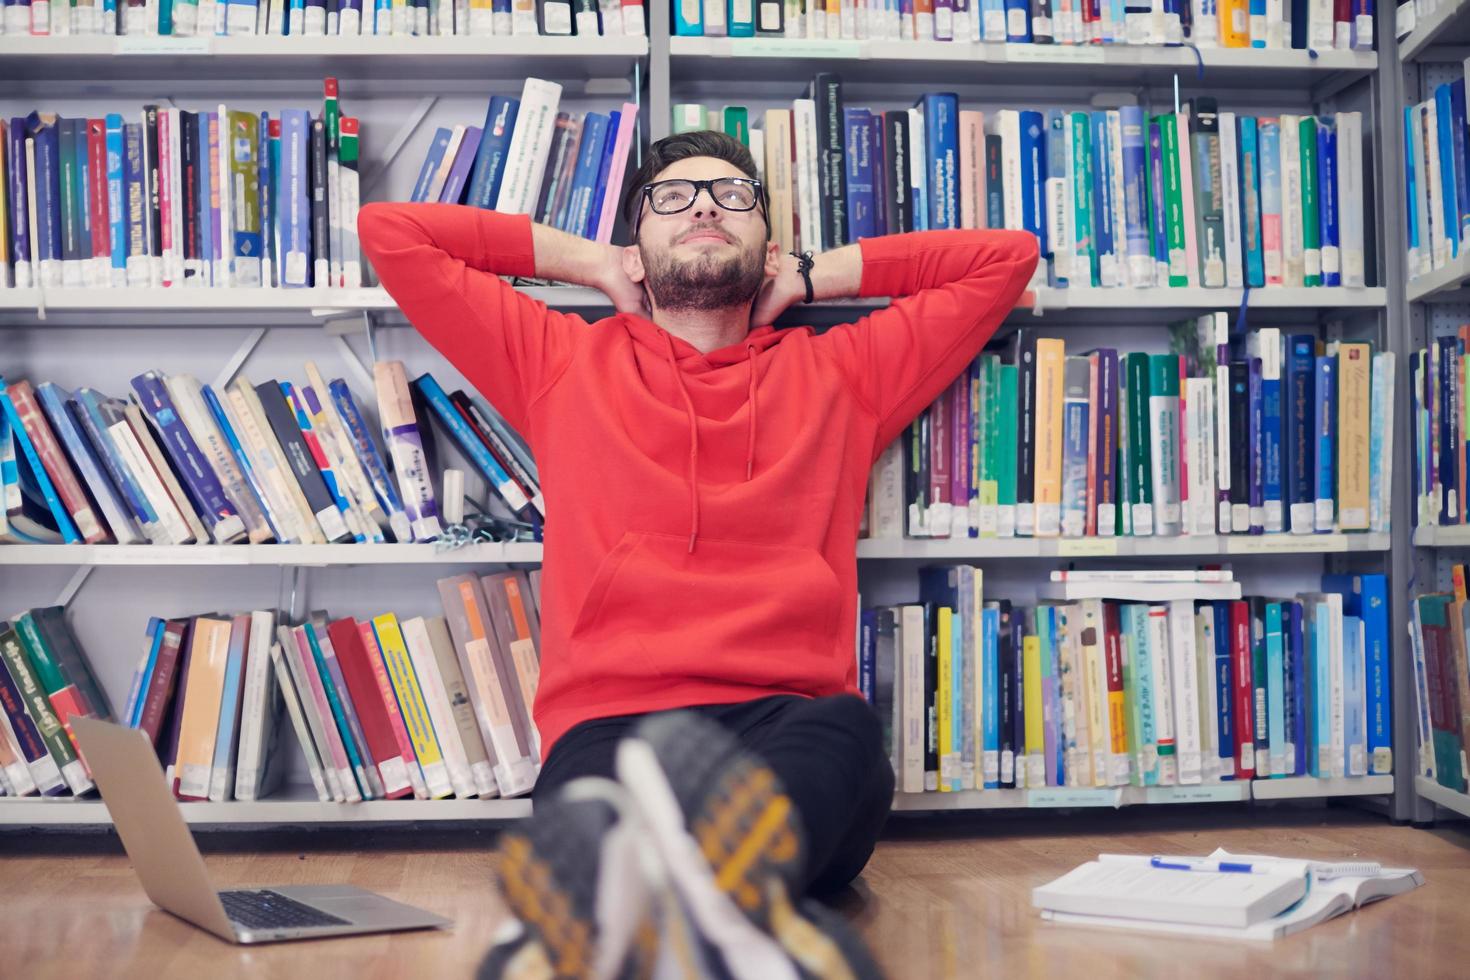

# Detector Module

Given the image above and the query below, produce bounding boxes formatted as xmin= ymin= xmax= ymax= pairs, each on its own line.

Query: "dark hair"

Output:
xmin=620 ymin=129 xmax=761 ymax=226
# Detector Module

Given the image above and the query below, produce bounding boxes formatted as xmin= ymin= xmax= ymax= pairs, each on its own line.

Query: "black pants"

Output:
xmin=532 ymin=694 xmax=895 ymax=897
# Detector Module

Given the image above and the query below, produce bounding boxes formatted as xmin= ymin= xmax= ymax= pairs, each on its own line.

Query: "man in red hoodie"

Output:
xmin=359 ymin=130 xmax=1037 ymax=979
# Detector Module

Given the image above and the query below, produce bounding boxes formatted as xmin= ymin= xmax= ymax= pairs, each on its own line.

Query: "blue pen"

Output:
xmin=1150 ymin=856 xmax=1262 ymax=874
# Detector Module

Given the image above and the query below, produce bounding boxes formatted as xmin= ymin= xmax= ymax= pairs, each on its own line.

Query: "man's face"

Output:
xmin=623 ymin=156 xmax=780 ymax=313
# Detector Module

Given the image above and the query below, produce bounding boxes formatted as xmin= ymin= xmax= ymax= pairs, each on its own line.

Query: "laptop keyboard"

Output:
xmin=219 ymin=889 xmax=352 ymax=931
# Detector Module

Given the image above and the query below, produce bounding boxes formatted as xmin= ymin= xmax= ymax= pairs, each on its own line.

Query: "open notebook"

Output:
xmin=1033 ymin=849 xmax=1423 ymax=941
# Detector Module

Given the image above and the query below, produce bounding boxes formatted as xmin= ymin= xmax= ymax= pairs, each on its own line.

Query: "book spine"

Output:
xmin=4 ymin=379 xmax=92 ymax=542
xmin=372 ymin=614 xmax=454 ymax=798
xmin=131 ymin=371 xmax=244 ymax=543
xmin=0 ymin=625 xmax=91 ymax=795
xmin=356 ymin=620 xmax=428 ymax=800
xmin=267 ymin=641 xmax=332 ymax=802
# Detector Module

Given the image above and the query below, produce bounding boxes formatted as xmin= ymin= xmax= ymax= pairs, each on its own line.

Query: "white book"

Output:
xmin=1407 ymin=101 xmax=1429 ymax=278
xmin=997 ymin=111 xmax=1025 ymax=235
xmin=1309 ymin=0 xmax=1334 ymax=48
xmin=167 ymin=107 xmax=187 ymax=289
xmin=224 ymin=383 xmax=317 ymax=545
xmin=1061 ymin=606 xmax=1090 ymax=787
xmin=234 ymin=611 xmax=280 ymax=802
xmin=0 ymin=709 xmax=38 ymax=798
xmin=1184 ymin=378 xmax=1217 ymax=535
xmin=901 ymin=605 xmax=926 ymax=794
xmin=494 ymin=78 xmax=563 ymax=216
xmin=422 ymin=616 xmax=499 ymax=798
xmin=305 ymin=362 xmax=388 ymax=539
xmin=108 ymin=417 xmax=195 ymax=545
xmin=1327 ymin=592 xmax=1346 ymax=779
xmin=165 ymin=375 xmax=271 ymax=544
xmin=427 ymin=125 xmax=465 ymax=203
xmin=792 ymin=99 xmax=822 ymax=256
xmin=910 ymin=105 xmax=928 ymax=237
xmin=1336 ymin=111 xmax=1365 ymax=287
xmin=1167 ymin=600 xmax=1202 ymax=784
xmin=1041 ymin=581 xmax=1242 ymax=602
xmin=267 ymin=641 xmax=332 ymax=803
xmin=1426 ymin=101 xmax=1450 ymax=270
xmin=1081 ymin=600 xmax=1111 ymax=788
xmin=1370 ymin=352 xmax=1395 ymax=533
xmin=327 ymin=144 xmax=343 ymax=288
xmin=1219 ymin=112 xmax=1244 ymax=289
xmin=277 ymin=624 xmax=355 ymax=803
xmin=1195 ymin=607 xmax=1221 ymax=782
xmin=703 ymin=0 xmax=726 ymax=32
xmin=1174 ymin=111 xmax=1200 ymax=288
xmin=1146 ymin=606 xmax=1178 ymax=785
xmin=214 ymin=106 xmax=232 ymax=287
xmin=1279 ymin=115 xmax=1305 ymax=287
xmin=401 ymin=617 xmax=478 ymax=799
xmin=1107 ymin=110 xmax=1129 ymax=288
xmin=868 ymin=438 xmax=905 ymax=539
xmin=1148 ymin=368 xmax=1182 ymax=537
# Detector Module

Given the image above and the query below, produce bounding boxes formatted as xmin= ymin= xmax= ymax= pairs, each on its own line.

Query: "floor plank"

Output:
xmin=3 ymin=807 xmax=1467 ymax=979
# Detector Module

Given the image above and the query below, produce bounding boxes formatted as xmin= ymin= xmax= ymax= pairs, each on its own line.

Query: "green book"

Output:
xmin=997 ymin=364 xmax=1019 ymax=536
xmin=671 ymin=104 xmax=707 ymax=134
xmin=1070 ymin=111 xmax=1097 ymax=287
xmin=1148 ymin=354 xmax=1183 ymax=537
xmin=980 ymin=355 xmax=1000 ymax=535
xmin=968 ymin=358 xmax=983 ymax=534
xmin=0 ymin=621 xmax=90 ymax=795
xmin=1125 ymin=352 xmax=1154 ymax=535
xmin=34 ymin=607 xmax=111 ymax=720
xmin=907 ymin=418 xmax=925 ymax=536
xmin=1299 ymin=116 xmax=1322 ymax=287
xmin=723 ymin=106 xmax=750 ymax=148
xmin=1158 ymin=113 xmax=1189 ymax=287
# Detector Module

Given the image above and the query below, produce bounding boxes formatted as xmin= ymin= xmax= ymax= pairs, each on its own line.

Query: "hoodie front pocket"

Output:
xmin=567 ymin=531 xmax=847 ymax=693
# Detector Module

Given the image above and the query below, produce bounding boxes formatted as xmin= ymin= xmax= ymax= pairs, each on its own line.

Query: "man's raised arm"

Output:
xmin=357 ymin=202 xmax=643 ymax=433
xmin=799 ymin=229 xmax=1040 ymax=453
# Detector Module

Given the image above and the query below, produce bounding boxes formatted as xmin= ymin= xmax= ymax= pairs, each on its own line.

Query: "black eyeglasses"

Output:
xmin=632 ymin=177 xmax=769 ymax=238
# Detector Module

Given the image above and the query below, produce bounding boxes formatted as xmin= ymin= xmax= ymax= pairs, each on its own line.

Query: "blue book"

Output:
xmin=201 ymin=384 xmax=280 ymax=544
xmin=1287 ymin=600 xmax=1306 ymax=776
xmin=951 ymin=613 xmax=964 ymax=792
xmin=1019 ymin=109 xmax=1046 ymax=256
xmin=1405 ymin=106 xmax=1421 ymax=267
xmin=1341 ymin=614 xmax=1364 ymax=778
xmin=105 ymin=114 xmax=127 ymax=287
xmin=1314 ymin=355 xmax=1337 ymax=530
xmin=672 ymin=0 xmax=702 ymax=32
xmin=1238 ymin=116 xmax=1265 ymax=288
xmin=69 ymin=118 xmax=90 ymax=283
xmin=844 ymin=108 xmax=878 ymax=242
xmin=279 ymin=109 xmax=312 ymax=288
xmin=1261 ymin=340 xmax=1283 ymax=533
xmin=1317 ymin=118 xmax=1340 ymax=287
xmin=1285 ymin=334 xmax=1315 ymax=532
xmin=1438 ymin=85 xmax=1460 ymax=260
xmin=25 ymin=112 xmax=62 ymax=282
xmin=729 ymin=0 xmax=755 ymax=34
xmin=1147 ymin=117 xmax=1168 ymax=286
xmin=7 ymin=118 xmax=31 ymax=280
xmin=858 ymin=610 xmax=876 ymax=704
xmin=560 ymin=112 xmax=609 ymax=237
xmin=410 ymin=128 xmax=453 ymax=203
xmin=465 ymin=96 xmax=520 ymax=211
xmin=130 ymin=370 xmax=241 ymax=542
xmin=1005 ymin=0 xmax=1031 ymax=40
xmin=1091 ymin=111 xmax=1114 ymax=285
xmin=1322 ymin=574 xmax=1390 ymax=776
xmin=1439 ymin=336 xmax=1460 ymax=526
xmin=911 ymin=112 xmax=928 ymax=233
xmin=1061 ymin=357 xmax=1090 ymax=537
xmin=260 ymin=111 xmax=274 ymax=286
xmin=198 ymin=113 xmax=214 ymax=280
xmin=1455 ymin=80 xmax=1470 ymax=246
xmin=1120 ymin=106 xmax=1149 ymax=285
xmin=1265 ymin=602 xmax=1286 ymax=778
xmin=412 ymin=373 xmax=539 ymax=525
xmin=125 ymin=618 xmax=166 ymax=728
xmin=303 ymin=621 xmax=375 ymax=799
xmin=0 ymin=377 xmax=79 ymax=542
xmin=584 ymin=110 xmax=622 ymax=240
xmin=921 ymin=94 xmax=959 ymax=232
xmin=282 ymin=382 xmax=360 ymax=543
xmin=982 ymin=605 xmax=1000 ymax=789
xmin=329 ymin=380 xmax=409 ymax=543
xmin=1248 ymin=357 xmax=1264 ymax=533
xmin=36 ymin=383 xmax=137 ymax=544
xmin=1046 ymin=110 xmax=1068 ymax=288
xmin=72 ymin=389 xmax=158 ymax=535
xmin=1211 ymin=602 xmax=1235 ymax=779
xmin=209 ymin=618 xmax=250 ymax=799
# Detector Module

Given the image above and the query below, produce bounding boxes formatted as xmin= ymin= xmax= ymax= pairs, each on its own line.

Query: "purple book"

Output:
xmin=1041 ymin=607 xmax=1060 ymax=787
xmin=439 ymin=127 xmax=483 ymax=205
xmin=1248 ymin=356 xmax=1264 ymax=534
xmin=951 ymin=372 xmax=969 ymax=534
xmin=0 ymin=650 xmax=67 ymax=796
xmin=129 ymin=371 xmax=244 ymax=544
xmin=1092 ymin=349 xmax=1118 ymax=536
xmin=7 ymin=118 xmax=30 ymax=282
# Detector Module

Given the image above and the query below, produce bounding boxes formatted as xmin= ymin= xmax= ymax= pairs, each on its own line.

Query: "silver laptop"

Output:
xmin=72 ymin=715 xmax=452 ymax=944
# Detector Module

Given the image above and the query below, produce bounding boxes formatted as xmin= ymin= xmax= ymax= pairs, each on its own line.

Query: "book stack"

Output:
xmin=0 ymin=360 xmax=543 ymax=546
xmin=1404 ymin=58 xmax=1470 ymax=285
xmin=0 ymin=80 xmax=365 ymax=292
xmin=1407 ymin=334 xmax=1470 ymax=531
xmin=863 ymin=316 xmax=1394 ymax=541
xmin=412 ymin=79 xmax=639 ymax=246
xmin=680 ymin=85 xmax=1368 ymax=294
xmin=674 ymin=0 xmax=1372 ymax=50
xmin=859 ymin=568 xmax=1391 ymax=794
xmin=0 ymin=608 xmax=105 ymax=799
xmin=0 ymin=0 xmax=647 ymax=36
xmin=1409 ymin=565 xmax=1470 ymax=796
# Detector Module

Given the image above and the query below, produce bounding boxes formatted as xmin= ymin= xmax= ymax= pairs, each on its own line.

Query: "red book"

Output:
xmin=328 ymin=618 xmax=414 ymax=800
xmin=619 ymin=0 xmax=645 ymax=35
xmin=354 ymin=618 xmax=427 ymax=799
xmin=158 ymin=109 xmax=174 ymax=286
xmin=87 ymin=119 xmax=110 ymax=276
xmin=137 ymin=620 xmax=187 ymax=747
xmin=1230 ymin=600 xmax=1255 ymax=780
xmin=7 ymin=379 xmax=109 ymax=543
xmin=950 ymin=374 xmax=969 ymax=531
xmin=1103 ymin=601 xmax=1126 ymax=763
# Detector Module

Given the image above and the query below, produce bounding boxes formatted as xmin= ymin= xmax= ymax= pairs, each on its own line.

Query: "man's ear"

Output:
xmin=763 ymin=240 xmax=781 ymax=278
xmin=622 ymin=244 xmax=646 ymax=284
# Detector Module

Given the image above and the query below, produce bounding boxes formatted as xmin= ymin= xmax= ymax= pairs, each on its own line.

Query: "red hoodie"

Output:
xmin=358 ymin=203 xmax=1039 ymax=758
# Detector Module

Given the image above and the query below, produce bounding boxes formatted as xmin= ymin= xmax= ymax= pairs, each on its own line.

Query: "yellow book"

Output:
xmin=1081 ymin=601 xmax=1110 ymax=788
xmin=172 ymin=617 xmax=232 ymax=801
xmin=372 ymin=613 xmax=453 ymax=799
xmin=937 ymin=607 xmax=953 ymax=792
xmin=763 ymin=110 xmax=795 ymax=257
xmin=1023 ymin=631 xmax=1043 ymax=786
xmin=1337 ymin=343 xmax=1371 ymax=530
xmin=1033 ymin=338 xmax=1067 ymax=536
xmin=1220 ymin=0 xmax=1250 ymax=47
xmin=970 ymin=568 xmax=986 ymax=789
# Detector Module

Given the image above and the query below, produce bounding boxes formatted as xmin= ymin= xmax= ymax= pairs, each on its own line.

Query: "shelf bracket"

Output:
xmin=328 ymin=313 xmax=378 ymax=395
xmin=52 ymin=566 xmax=95 ymax=610
xmin=212 ymin=326 xmax=269 ymax=392
xmin=362 ymin=95 xmax=438 ymax=200
xmin=280 ymin=565 xmax=308 ymax=622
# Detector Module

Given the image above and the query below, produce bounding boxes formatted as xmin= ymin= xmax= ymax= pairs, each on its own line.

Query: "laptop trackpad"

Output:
xmin=277 ymin=885 xmax=449 ymax=928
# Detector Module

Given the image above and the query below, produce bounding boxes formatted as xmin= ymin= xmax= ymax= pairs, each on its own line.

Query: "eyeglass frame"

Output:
xmin=630 ymin=176 xmax=771 ymax=241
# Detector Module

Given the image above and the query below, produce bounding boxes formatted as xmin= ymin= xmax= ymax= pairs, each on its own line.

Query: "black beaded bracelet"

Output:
xmin=790 ymin=249 xmax=815 ymax=304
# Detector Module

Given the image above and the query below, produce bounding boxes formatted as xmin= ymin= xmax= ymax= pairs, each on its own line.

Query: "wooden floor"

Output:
xmin=5 ymin=805 xmax=1469 ymax=979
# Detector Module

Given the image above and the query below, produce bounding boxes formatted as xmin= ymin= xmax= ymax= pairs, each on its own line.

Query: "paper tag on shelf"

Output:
xmin=1225 ymin=534 xmax=1349 ymax=554
xmin=733 ymin=39 xmax=863 ymax=59
xmin=1145 ymin=784 xmax=1244 ymax=804
xmin=117 ymin=35 xmax=211 ymax=55
xmin=1027 ymin=788 xmax=1122 ymax=808
xmin=1055 ymin=537 xmax=1119 ymax=557
xmin=1003 ymin=42 xmax=1105 ymax=62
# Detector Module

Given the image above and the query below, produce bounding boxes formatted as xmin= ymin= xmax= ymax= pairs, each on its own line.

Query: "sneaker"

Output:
xmin=479 ymin=778 xmax=662 ymax=980
xmin=615 ymin=712 xmax=885 ymax=980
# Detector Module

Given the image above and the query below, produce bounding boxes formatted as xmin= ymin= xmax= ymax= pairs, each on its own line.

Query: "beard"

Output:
xmin=641 ymin=239 xmax=766 ymax=313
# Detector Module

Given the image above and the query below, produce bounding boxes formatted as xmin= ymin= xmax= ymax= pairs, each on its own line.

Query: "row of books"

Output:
xmin=1411 ymin=566 xmax=1470 ymax=796
xmin=862 ymin=316 xmax=1394 ymax=541
xmin=857 ymin=568 xmax=1391 ymax=794
xmin=0 ymin=570 xmax=544 ymax=802
xmin=0 ymin=0 xmax=647 ymax=36
xmin=1 ymin=81 xmax=363 ymax=292
xmin=0 ymin=360 xmax=543 ymax=546
xmin=673 ymin=0 xmax=1374 ymax=50
xmin=412 ymin=83 xmax=638 ymax=246
xmin=1411 ymin=333 xmax=1470 ymax=529
xmin=1405 ymin=60 xmax=1470 ymax=285
xmin=683 ymin=82 xmax=1368 ymax=292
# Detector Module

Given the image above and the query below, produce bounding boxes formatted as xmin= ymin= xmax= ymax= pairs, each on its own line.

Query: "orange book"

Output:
xmin=1033 ymin=338 xmax=1067 ymax=536
xmin=1220 ymin=0 xmax=1250 ymax=47
xmin=171 ymin=617 xmax=232 ymax=801
xmin=1336 ymin=343 xmax=1371 ymax=530
xmin=958 ymin=110 xmax=985 ymax=230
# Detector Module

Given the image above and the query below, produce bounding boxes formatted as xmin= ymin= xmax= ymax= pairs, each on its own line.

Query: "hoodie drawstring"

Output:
xmin=745 ymin=343 xmax=760 ymax=482
xmin=663 ymin=332 xmax=702 ymax=553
